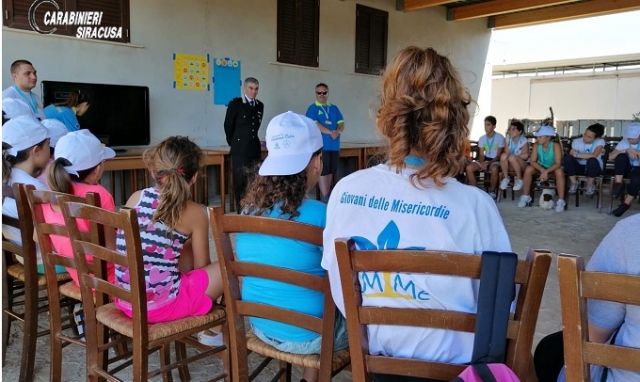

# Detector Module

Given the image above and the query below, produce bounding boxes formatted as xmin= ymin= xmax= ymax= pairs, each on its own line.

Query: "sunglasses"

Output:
xmin=316 ymin=91 xmax=328 ymax=95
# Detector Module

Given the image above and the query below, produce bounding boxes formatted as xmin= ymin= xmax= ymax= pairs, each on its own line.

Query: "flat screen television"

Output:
xmin=41 ymin=81 xmax=150 ymax=147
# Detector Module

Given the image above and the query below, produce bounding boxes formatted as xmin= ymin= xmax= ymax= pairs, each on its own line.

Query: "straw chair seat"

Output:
xmin=6 ymin=263 xmax=71 ymax=286
xmin=58 ymin=281 xmax=82 ymax=300
xmin=95 ymin=303 xmax=226 ymax=342
xmin=246 ymin=331 xmax=351 ymax=370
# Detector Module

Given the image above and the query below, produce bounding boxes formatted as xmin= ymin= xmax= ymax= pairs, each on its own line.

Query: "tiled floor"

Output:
xmin=2 ymin=190 xmax=635 ymax=381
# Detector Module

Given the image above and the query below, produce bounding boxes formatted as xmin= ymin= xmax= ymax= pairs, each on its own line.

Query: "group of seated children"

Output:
xmin=466 ymin=114 xmax=639 ymax=216
xmin=3 ymin=46 xmax=639 ymax=382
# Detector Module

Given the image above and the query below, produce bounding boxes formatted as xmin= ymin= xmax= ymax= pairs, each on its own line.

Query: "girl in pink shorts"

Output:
xmin=114 ymin=136 xmax=224 ymax=324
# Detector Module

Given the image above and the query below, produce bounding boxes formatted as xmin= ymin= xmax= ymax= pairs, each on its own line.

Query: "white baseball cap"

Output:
xmin=2 ymin=114 xmax=51 ymax=156
xmin=259 ymin=111 xmax=323 ymax=176
xmin=623 ymin=122 xmax=640 ymax=139
xmin=41 ymin=119 xmax=69 ymax=147
xmin=54 ymin=129 xmax=116 ymax=176
xmin=2 ymin=98 xmax=33 ymax=120
xmin=535 ymin=125 xmax=556 ymax=137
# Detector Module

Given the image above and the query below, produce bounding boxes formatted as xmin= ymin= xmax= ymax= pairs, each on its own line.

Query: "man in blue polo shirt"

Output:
xmin=305 ymin=83 xmax=345 ymax=203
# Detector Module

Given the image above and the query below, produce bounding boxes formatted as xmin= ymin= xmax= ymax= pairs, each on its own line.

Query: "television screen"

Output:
xmin=41 ymin=81 xmax=150 ymax=147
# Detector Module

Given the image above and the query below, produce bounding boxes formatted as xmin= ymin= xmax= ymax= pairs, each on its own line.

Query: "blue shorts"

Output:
xmin=252 ymin=311 xmax=349 ymax=355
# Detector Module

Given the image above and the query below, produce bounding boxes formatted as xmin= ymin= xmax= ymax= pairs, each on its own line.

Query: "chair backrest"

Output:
xmin=2 ymin=183 xmax=39 ymax=285
xmin=25 ymin=184 xmax=102 ymax=309
xmin=58 ymin=199 xmax=149 ymax=346
xmin=334 ymin=239 xmax=551 ymax=382
xmin=209 ymin=206 xmax=334 ymax=380
xmin=557 ymin=254 xmax=640 ymax=381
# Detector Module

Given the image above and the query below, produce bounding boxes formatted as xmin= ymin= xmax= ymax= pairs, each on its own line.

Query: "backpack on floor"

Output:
xmin=451 ymin=251 xmax=521 ymax=382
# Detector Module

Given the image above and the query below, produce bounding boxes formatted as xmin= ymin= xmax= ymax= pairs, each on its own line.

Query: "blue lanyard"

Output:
xmin=509 ymin=136 xmax=522 ymax=154
xmin=13 ymin=85 xmax=38 ymax=114
xmin=584 ymin=141 xmax=596 ymax=153
xmin=319 ymin=104 xmax=330 ymax=119
xmin=485 ymin=135 xmax=495 ymax=152
xmin=404 ymin=155 xmax=426 ymax=166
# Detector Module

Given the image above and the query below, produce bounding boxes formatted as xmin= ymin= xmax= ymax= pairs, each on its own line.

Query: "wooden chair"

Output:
xmin=59 ymin=198 xmax=229 ymax=382
xmin=209 ymin=206 xmax=351 ymax=382
xmin=334 ymin=240 xmax=551 ymax=381
xmin=26 ymin=185 xmax=132 ymax=382
xmin=568 ymin=175 xmax=604 ymax=212
xmin=2 ymin=183 xmax=72 ymax=382
xmin=557 ymin=254 xmax=640 ymax=380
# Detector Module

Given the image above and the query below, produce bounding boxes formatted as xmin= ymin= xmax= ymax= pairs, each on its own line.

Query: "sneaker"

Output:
xmin=513 ymin=179 xmax=524 ymax=191
xmin=489 ymin=191 xmax=497 ymax=200
xmin=611 ymin=182 xmax=625 ymax=199
xmin=585 ymin=183 xmax=596 ymax=197
xmin=555 ymin=199 xmax=567 ymax=212
xmin=568 ymin=183 xmax=578 ymax=194
xmin=612 ymin=203 xmax=630 ymax=217
xmin=517 ymin=195 xmax=532 ymax=208
xmin=499 ymin=178 xmax=510 ymax=190
xmin=197 ymin=329 xmax=224 ymax=347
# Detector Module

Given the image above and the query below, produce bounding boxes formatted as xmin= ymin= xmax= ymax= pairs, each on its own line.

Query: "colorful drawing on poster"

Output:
xmin=173 ymin=53 xmax=210 ymax=91
xmin=213 ymin=57 xmax=241 ymax=105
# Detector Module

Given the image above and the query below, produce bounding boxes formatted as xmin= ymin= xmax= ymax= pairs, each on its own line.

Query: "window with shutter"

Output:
xmin=277 ymin=0 xmax=319 ymax=68
xmin=355 ymin=4 xmax=388 ymax=75
xmin=3 ymin=0 xmax=130 ymax=43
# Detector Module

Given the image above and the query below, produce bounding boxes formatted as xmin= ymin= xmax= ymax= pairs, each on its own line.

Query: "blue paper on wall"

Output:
xmin=213 ymin=58 xmax=241 ymax=106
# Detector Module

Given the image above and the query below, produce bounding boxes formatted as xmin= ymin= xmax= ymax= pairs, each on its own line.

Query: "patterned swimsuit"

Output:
xmin=115 ymin=188 xmax=189 ymax=311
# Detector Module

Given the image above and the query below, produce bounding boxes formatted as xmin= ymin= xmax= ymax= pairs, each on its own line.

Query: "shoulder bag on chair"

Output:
xmin=451 ymin=251 xmax=521 ymax=382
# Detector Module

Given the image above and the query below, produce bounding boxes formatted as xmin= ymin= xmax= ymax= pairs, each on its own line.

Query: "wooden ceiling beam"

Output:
xmin=398 ymin=0 xmax=459 ymax=11
xmin=448 ymin=0 xmax=579 ymax=21
xmin=490 ymin=0 xmax=640 ymax=29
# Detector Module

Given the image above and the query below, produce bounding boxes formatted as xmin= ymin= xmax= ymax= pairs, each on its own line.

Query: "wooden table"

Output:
xmin=103 ymin=148 xmax=228 ymax=208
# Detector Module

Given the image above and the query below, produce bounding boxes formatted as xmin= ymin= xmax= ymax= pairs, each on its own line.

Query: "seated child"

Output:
xmin=114 ymin=137 xmax=224 ymax=326
xmin=517 ymin=125 xmax=566 ymax=212
xmin=43 ymin=129 xmax=117 ymax=283
xmin=563 ymin=123 xmax=605 ymax=197
xmin=465 ymin=115 xmax=505 ymax=200
xmin=237 ymin=111 xmax=348 ymax=382
xmin=499 ymin=120 xmax=529 ymax=191
xmin=608 ymin=122 xmax=640 ymax=217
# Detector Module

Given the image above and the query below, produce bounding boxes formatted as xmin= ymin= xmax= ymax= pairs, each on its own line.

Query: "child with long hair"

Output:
xmin=517 ymin=125 xmax=566 ymax=211
xmin=499 ymin=120 xmax=529 ymax=191
xmin=42 ymin=129 xmax=117 ymax=282
xmin=114 ymin=136 xmax=224 ymax=326
xmin=237 ymin=111 xmax=346 ymax=382
xmin=563 ymin=123 xmax=605 ymax=197
xmin=321 ymin=47 xmax=511 ymax=382
xmin=43 ymin=89 xmax=90 ymax=132
xmin=2 ymin=115 xmax=53 ymax=273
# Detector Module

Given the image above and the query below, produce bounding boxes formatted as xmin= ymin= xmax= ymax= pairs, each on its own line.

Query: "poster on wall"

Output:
xmin=173 ymin=53 xmax=210 ymax=91
xmin=213 ymin=57 xmax=241 ymax=105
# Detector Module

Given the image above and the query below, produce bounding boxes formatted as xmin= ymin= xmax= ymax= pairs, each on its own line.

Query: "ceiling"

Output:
xmin=395 ymin=0 xmax=640 ymax=29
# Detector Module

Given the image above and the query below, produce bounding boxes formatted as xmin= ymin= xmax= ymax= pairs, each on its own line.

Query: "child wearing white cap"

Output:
xmin=517 ymin=125 xmax=567 ymax=212
xmin=235 ymin=111 xmax=346 ymax=382
xmin=113 ymin=137 xmax=224 ymax=327
xmin=3 ymin=98 xmax=34 ymax=121
xmin=41 ymin=129 xmax=117 ymax=284
xmin=2 ymin=115 xmax=54 ymax=272
xmin=608 ymin=122 xmax=640 ymax=216
xmin=35 ymin=119 xmax=69 ymax=187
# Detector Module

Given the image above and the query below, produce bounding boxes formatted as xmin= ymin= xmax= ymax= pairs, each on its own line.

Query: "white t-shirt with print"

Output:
xmin=572 ymin=137 xmax=605 ymax=168
xmin=321 ymin=164 xmax=512 ymax=364
xmin=478 ymin=133 xmax=506 ymax=159
xmin=2 ymin=168 xmax=47 ymax=264
xmin=614 ymin=138 xmax=640 ymax=167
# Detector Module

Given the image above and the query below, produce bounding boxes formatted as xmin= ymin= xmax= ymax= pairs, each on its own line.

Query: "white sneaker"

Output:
xmin=489 ymin=191 xmax=497 ymax=200
xmin=197 ymin=330 xmax=224 ymax=347
xmin=499 ymin=178 xmax=510 ymax=190
xmin=517 ymin=195 xmax=532 ymax=208
xmin=513 ymin=179 xmax=524 ymax=191
xmin=555 ymin=199 xmax=566 ymax=212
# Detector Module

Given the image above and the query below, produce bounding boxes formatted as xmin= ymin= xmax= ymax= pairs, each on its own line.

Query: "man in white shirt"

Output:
xmin=2 ymin=60 xmax=46 ymax=120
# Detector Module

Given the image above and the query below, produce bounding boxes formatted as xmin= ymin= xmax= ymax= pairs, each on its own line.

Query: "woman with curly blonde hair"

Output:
xmin=321 ymin=46 xmax=511 ymax=382
xmin=237 ymin=111 xmax=348 ymax=382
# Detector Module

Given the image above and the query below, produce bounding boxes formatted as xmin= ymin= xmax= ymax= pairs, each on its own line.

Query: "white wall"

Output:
xmin=2 ymin=0 xmax=491 ymax=148
xmin=491 ymin=71 xmax=640 ymax=136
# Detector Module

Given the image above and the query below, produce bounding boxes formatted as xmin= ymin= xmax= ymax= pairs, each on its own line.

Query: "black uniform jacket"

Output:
xmin=224 ymin=96 xmax=264 ymax=157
